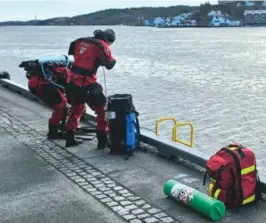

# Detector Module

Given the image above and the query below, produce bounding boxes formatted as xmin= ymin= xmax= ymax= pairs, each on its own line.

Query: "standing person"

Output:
xmin=65 ymin=29 xmax=116 ymax=148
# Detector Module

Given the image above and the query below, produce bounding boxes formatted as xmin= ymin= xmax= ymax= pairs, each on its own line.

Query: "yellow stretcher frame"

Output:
xmin=155 ymin=117 xmax=194 ymax=148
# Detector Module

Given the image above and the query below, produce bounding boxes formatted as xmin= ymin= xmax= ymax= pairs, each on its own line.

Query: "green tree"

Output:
xmin=199 ymin=2 xmax=212 ymax=16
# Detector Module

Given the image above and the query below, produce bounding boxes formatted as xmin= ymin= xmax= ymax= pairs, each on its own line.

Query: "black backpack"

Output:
xmin=107 ymin=94 xmax=141 ymax=156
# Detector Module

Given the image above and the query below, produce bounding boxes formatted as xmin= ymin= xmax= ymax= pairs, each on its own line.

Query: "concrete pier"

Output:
xmin=0 ymin=83 xmax=265 ymax=223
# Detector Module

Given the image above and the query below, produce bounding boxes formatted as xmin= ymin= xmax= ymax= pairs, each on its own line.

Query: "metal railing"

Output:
xmin=155 ymin=117 xmax=194 ymax=148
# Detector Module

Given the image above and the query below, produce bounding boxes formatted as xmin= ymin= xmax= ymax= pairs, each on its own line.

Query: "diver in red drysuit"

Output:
xmin=27 ymin=66 xmax=68 ymax=139
xmin=65 ymin=29 xmax=116 ymax=148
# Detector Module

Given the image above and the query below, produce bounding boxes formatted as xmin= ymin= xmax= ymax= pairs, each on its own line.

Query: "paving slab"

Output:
xmin=0 ymin=128 xmax=124 ymax=223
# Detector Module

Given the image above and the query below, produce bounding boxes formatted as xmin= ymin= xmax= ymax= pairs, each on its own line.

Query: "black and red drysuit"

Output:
xmin=65 ymin=34 xmax=116 ymax=148
xmin=27 ymin=66 xmax=69 ymax=138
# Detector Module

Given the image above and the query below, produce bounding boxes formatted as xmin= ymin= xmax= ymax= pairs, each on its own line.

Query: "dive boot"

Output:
xmin=47 ymin=123 xmax=66 ymax=140
xmin=96 ymin=132 xmax=108 ymax=149
xmin=65 ymin=131 xmax=83 ymax=147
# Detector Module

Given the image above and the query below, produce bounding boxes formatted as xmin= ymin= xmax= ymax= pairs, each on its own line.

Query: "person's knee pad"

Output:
xmin=66 ymin=82 xmax=87 ymax=105
xmin=87 ymin=83 xmax=106 ymax=108
xmin=43 ymin=84 xmax=65 ymax=107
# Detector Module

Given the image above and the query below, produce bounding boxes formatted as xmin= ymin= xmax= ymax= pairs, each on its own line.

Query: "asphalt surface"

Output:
xmin=0 ymin=84 xmax=265 ymax=223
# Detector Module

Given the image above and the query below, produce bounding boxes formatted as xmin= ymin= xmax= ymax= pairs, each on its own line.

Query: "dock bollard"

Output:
xmin=163 ymin=179 xmax=225 ymax=221
xmin=0 ymin=71 xmax=11 ymax=80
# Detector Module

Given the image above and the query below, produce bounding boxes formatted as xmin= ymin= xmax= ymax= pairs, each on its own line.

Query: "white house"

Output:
xmin=182 ymin=20 xmax=197 ymax=26
xmin=171 ymin=16 xmax=181 ymax=26
xmin=179 ymin=13 xmax=191 ymax=20
xmin=226 ymin=19 xmax=241 ymax=26
xmin=170 ymin=13 xmax=192 ymax=26
xmin=244 ymin=9 xmax=266 ymax=16
xmin=163 ymin=17 xmax=172 ymax=26
xmin=173 ymin=15 xmax=182 ymax=21
xmin=190 ymin=20 xmax=197 ymax=26
xmin=209 ymin=15 xmax=240 ymax=27
xmin=209 ymin=16 xmax=226 ymax=26
xmin=208 ymin=10 xmax=222 ymax=17
xmin=244 ymin=1 xmax=255 ymax=7
xmin=153 ymin=17 xmax=165 ymax=26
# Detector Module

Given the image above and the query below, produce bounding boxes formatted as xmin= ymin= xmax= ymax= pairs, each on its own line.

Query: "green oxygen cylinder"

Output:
xmin=163 ymin=179 xmax=225 ymax=221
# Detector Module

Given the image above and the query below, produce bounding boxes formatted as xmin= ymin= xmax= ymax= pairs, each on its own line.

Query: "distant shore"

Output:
xmin=1 ymin=24 xmax=266 ymax=28
xmin=1 ymin=2 xmax=266 ymax=28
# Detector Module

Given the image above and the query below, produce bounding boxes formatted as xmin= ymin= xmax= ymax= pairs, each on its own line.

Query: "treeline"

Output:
xmin=0 ymin=2 xmax=265 ymax=26
xmin=0 ymin=5 xmax=197 ymax=26
xmin=69 ymin=6 xmax=198 ymax=25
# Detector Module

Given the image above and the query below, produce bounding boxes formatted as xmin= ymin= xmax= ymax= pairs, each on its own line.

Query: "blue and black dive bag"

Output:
xmin=107 ymin=94 xmax=141 ymax=156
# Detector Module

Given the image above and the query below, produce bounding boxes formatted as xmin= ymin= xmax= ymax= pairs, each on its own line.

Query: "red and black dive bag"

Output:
xmin=203 ymin=143 xmax=261 ymax=207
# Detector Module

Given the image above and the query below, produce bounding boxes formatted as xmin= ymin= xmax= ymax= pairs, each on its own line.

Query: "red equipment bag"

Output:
xmin=203 ymin=143 xmax=262 ymax=207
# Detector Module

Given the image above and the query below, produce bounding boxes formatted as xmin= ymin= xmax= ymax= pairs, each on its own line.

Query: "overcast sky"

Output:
xmin=0 ymin=0 xmax=218 ymax=22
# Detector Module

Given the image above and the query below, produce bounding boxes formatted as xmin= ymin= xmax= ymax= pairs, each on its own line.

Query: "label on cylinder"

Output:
xmin=171 ymin=183 xmax=195 ymax=204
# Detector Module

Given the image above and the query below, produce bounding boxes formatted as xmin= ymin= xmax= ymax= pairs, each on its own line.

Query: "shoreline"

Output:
xmin=1 ymin=24 xmax=266 ymax=28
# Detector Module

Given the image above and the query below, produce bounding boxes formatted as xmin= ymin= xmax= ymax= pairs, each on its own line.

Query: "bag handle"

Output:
xmin=227 ymin=144 xmax=246 ymax=159
xmin=203 ymin=171 xmax=208 ymax=186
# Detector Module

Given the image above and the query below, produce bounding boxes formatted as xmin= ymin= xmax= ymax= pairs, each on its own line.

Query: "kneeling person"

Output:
xmin=19 ymin=57 xmax=72 ymax=139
